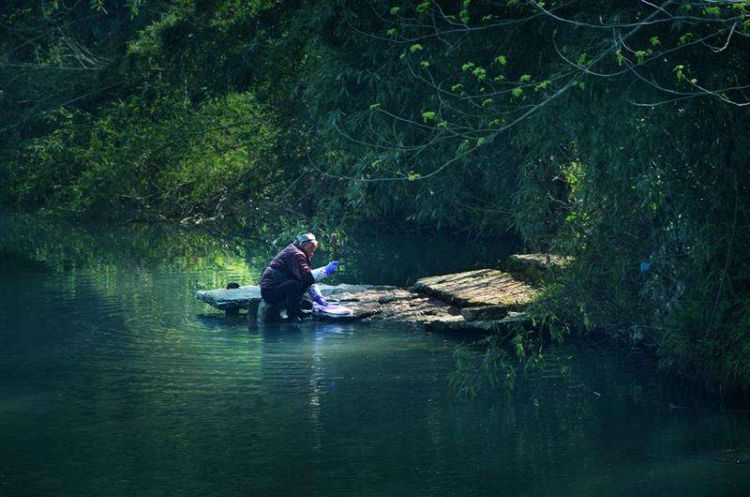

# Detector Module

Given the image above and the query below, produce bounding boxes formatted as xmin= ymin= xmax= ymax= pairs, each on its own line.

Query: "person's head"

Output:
xmin=294 ymin=232 xmax=318 ymax=257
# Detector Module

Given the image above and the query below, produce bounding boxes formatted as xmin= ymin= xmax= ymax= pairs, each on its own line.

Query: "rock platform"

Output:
xmin=195 ymin=253 xmax=561 ymax=333
xmin=413 ymin=269 xmax=537 ymax=309
xmin=195 ymin=283 xmax=392 ymax=313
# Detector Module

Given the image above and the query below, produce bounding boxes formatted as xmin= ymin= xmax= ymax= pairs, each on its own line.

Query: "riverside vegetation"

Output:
xmin=1 ymin=1 xmax=748 ymax=399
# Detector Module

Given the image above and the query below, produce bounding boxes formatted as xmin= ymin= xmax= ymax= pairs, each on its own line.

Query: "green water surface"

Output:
xmin=1 ymin=215 xmax=749 ymax=497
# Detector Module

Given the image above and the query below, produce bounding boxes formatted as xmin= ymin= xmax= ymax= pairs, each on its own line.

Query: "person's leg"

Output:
xmin=261 ymin=286 xmax=284 ymax=322
xmin=259 ymin=300 xmax=282 ymax=322
xmin=281 ymin=280 xmax=303 ymax=319
xmin=263 ymin=280 xmax=303 ymax=320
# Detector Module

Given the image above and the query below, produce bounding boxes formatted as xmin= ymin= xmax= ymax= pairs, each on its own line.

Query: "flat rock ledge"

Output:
xmin=195 ymin=284 xmax=391 ymax=311
xmin=196 ymin=254 xmax=560 ymax=333
xmin=328 ymin=287 xmax=462 ymax=324
xmin=412 ymin=269 xmax=537 ymax=309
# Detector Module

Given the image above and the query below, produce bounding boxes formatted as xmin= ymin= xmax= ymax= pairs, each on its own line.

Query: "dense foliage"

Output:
xmin=1 ymin=0 xmax=749 ymax=396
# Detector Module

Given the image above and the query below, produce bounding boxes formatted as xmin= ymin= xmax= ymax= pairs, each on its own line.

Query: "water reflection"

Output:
xmin=1 ymin=213 xmax=750 ymax=497
xmin=0 ymin=213 xmax=514 ymax=289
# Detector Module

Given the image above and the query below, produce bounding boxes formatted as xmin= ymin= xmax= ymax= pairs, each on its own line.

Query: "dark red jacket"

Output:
xmin=260 ymin=243 xmax=315 ymax=290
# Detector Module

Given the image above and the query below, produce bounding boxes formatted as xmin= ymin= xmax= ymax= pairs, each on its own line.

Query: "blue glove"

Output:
xmin=308 ymin=284 xmax=329 ymax=306
xmin=324 ymin=260 xmax=340 ymax=277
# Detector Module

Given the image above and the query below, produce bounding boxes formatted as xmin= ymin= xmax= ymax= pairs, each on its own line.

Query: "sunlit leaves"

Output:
xmin=416 ymin=1 xmax=430 ymax=14
xmin=703 ymin=6 xmax=721 ymax=16
xmin=673 ymin=64 xmax=685 ymax=82
xmin=472 ymin=66 xmax=487 ymax=81
xmin=678 ymin=32 xmax=694 ymax=45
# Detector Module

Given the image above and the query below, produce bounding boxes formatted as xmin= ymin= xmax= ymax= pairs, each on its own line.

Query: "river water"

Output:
xmin=1 ymin=215 xmax=749 ymax=497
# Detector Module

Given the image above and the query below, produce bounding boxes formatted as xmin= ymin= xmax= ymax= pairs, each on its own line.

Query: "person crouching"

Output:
xmin=259 ymin=233 xmax=339 ymax=322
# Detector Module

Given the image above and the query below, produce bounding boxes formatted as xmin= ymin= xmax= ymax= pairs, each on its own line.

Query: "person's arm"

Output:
xmin=290 ymin=251 xmax=316 ymax=287
xmin=308 ymin=284 xmax=328 ymax=306
xmin=311 ymin=261 xmax=340 ymax=281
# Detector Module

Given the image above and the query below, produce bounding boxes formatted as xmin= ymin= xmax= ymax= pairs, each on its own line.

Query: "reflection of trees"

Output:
xmin=0 ymin=213 xmax=271 ymax=285
xmin=0 ymin=212 xmax=508 ymax=289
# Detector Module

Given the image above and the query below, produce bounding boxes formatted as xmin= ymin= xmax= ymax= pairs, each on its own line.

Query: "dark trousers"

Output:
xmin=261 ymin=280 xmax=304 ymax=319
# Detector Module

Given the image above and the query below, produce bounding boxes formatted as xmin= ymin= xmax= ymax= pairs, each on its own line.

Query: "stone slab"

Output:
xmin=413 ymin=269 xmax=537 ymax=309
xmin=196 ymin=283 xmax=396 ymax=311
xmin=253 ymin=298 xmax=380 ymax=323
xmin=195 ymin=286 xmax=261 ymax=310
xmin=196 ymin=270 xmax=539 ymax=328
xmin=331 ymin=288 xmax=463 ymax=324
